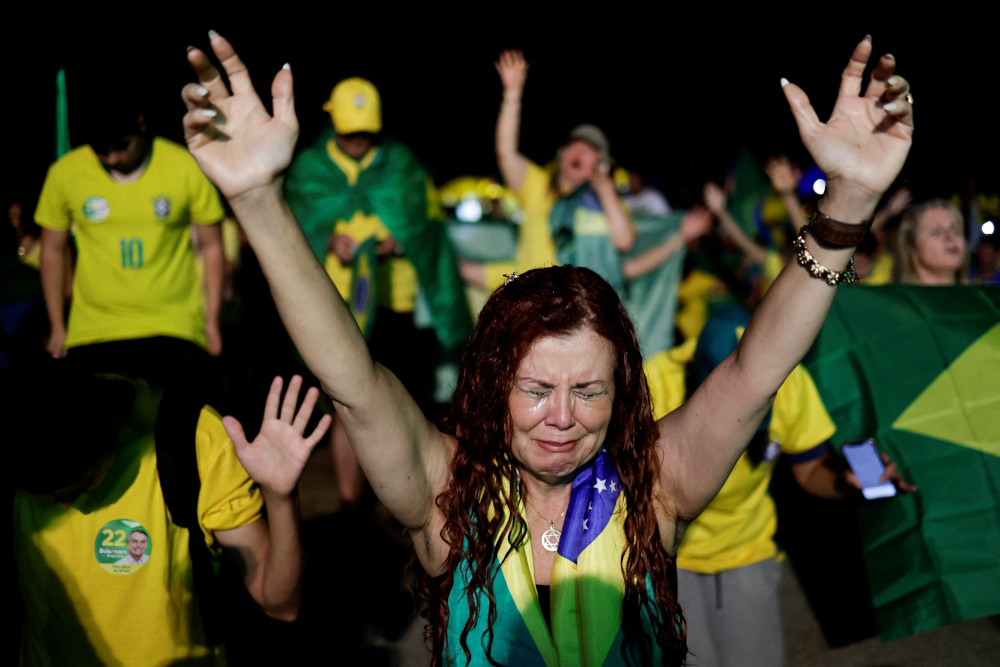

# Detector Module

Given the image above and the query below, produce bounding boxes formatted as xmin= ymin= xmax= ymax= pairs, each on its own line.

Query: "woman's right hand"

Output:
xmin=495 ymin=49 xmax=529 ymax=93
xmin=182 ymin=32 xmax=299 ymax=202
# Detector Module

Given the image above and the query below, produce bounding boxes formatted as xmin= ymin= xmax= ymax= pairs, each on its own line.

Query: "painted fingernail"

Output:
xmin=883 ymin=102 xmax=898 ymax=112
xmin=196 ymin=86 xmax=209 ymax=96
xmin=186 ymin=45 xmax=194 ymax=52
xmin=884 ymin=53 xmax=895 ymax=61
xmin=201 ymin=108 xmax=218 ymax=118
xmin=864 ymin=34 xmax=872 ymax=42
xmin=282 ymin=63 xmax=291 ymax=71
xmin=887 ymin=76 xmax=901 ymax=86
xmin=208 ymin=29 xmax=219 ymax=39
xmin=780 ymin=77 xmax=789 ymax=87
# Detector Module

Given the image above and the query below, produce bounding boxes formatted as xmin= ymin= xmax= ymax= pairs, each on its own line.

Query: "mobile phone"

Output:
xmin=842 ymin=438 xmax=897 ymax=500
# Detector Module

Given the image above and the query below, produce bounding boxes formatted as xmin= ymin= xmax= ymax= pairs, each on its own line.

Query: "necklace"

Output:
xmin=525 ymin=497 xmax=566 ymax=552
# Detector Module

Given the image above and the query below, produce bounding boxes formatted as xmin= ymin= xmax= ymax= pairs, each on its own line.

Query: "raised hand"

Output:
xmin=495 ymin=50 xmax=529 ymax=93
xmin=182 ymin=32 xmax=299 ymax=201
xmin=223 ymin=376 xmax=332 ymax=498
xmin=680 ymin=206 xmax=713 ymax=243
xmin=703 ymin=182 xmax=727 ymax=215
xmin=883 ymin=186 xmax=913 ymax=218
xmin=782 ymin=36 xmax=913 ymax=214
xmin=764 ymin=156 xmax=799 ymax=195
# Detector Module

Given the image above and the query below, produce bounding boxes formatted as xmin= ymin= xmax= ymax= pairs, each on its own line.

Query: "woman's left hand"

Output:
xmin=782 ymin=36 xmax=913 ymax=215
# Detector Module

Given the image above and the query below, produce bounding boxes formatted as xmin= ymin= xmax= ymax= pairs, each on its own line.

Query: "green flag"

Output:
xmin=803 ymin=285 xmax=1000 ymax=640
xmin=624 ymin=213 xmax=687 ymax=358
xmin=56 ymin=68 xmax=70 ymax=158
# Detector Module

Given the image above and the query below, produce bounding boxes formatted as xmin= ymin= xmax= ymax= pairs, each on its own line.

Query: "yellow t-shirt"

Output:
xmin=14 ymin=406 xmax=262 ymax=666
xmin=862 ymin=250 xmax=893 ymax=286
xmin=322 ymin=141 xmax=420 ymax=313
xmin=35 ymin=138 xmax=223 ymax=348
xmin=484 ymin=161 xmax=559 ymax=289
xmin=759 ymin=248 xmax=786 ymax=296
xmin=645 ymin=344 xmax=835 ymax=573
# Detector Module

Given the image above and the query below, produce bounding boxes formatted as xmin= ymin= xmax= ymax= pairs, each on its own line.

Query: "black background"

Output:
xmin=4 ymin=12 xmax=997 ymax=210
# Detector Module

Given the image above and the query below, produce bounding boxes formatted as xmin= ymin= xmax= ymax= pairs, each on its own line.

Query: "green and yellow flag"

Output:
xmin=803 ymin=285 xmax=1000 ymax=640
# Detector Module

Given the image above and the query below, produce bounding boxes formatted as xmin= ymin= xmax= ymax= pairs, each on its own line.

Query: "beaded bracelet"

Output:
xmin=793 ymin=225 xmax=859 ymax=286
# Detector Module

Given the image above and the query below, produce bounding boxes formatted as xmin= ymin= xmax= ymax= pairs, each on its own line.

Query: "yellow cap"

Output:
xmin=322 ymin=78 xmax=382 ymax=134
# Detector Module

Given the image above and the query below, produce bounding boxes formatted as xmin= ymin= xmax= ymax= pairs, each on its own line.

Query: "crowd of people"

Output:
xmin=0 ymin=28 xmax=994 ymax=667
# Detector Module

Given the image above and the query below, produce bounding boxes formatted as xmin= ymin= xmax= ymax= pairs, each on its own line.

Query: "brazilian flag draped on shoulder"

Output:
xmin=803 ymin=285 xmax=1000 ymax=640
xmin=624 ymin=213 xmax=687 ymax=359
xmin=285 ymin=128 xmax=471 ymax=349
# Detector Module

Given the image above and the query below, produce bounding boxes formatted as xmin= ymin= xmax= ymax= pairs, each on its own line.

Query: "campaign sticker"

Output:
xmin=82 ymin=196 xmax=110 ymax=223
xmin=94 ymin=519 xmax=151 ymax=575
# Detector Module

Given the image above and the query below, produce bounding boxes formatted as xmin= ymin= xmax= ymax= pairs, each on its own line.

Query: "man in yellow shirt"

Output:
xmin=36 ymin=108 xmax=224 ymax=381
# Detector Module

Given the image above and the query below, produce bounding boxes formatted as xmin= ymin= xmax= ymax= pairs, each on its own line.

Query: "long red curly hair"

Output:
xmin=429 ymin=265 xmax=686 ymax=665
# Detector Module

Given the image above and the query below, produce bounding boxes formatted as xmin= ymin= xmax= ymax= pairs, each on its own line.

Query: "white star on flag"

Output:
xmin=587 ymin=502 xmax=593 ymax=512
xmin=610 ymin=480 xmax=617 ymax=492
xmin=594 ymin=478 xmax=607 ymax=493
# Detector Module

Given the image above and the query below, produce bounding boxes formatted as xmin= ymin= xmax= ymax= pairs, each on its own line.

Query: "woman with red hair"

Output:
xmin=182 ymin=33 xmax=913 ymax=665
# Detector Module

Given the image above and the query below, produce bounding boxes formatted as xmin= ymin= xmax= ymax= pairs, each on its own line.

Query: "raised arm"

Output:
xmin=495 ymin=50 xmax=530 ymax=192
xmin=591 ymin=167 xmax=637 ymax=251
xmin=872 ymin=186 xmax=912 ymax=231
xmin=622 ymin=206 xmax=710 ymax=279
xmin=216 ymin=376 xmax=329 ymax=620
xmin=182 ymin=34 xmax=451 ymax=551
xmin=659 ymin=37 xmax=913 ymax=524
xmin=704 ymin=182 xmax=769 ymax=266
xmin=765 ymin=155 xmax=809 ymax=230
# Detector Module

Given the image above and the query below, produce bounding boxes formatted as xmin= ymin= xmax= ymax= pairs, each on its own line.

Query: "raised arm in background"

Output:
xmin=704 ymin=181 xmax=769 ymax=266
xmin=622 ymin=206 xmax=711 ymax=279
xmin=765 ymin=155 xmax=810 ymax=230
xmin=590 ymin=164 xmax=637 ymax=252
xmin=217 ymin=375 xmax=330 ymax=620
xmin=494 ymin=49 xmax=530 ymax=192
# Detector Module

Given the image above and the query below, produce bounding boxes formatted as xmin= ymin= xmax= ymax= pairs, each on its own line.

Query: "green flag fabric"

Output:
xmin=447 ymin=211 xmax=685 ymax=358
xmin=56 ymin=68 xmax=70 ymax=158
xmin=286 ymin=131 xmax=471 ymax=350
xmin=624 ymin=214 xmax=686 ymax=358
xmin=803 ymin=285 xmax=1000 ymax=640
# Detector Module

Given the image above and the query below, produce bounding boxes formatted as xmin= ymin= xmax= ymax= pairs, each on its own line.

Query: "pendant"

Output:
xmin=541 ymin=523 xmax=561 ymax=552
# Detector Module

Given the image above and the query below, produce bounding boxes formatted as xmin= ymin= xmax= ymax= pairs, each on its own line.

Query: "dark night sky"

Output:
xmin=5 ymin=14 xmax=998 ymax=212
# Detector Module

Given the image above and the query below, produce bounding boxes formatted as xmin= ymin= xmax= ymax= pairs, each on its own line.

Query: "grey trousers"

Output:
xmin=679 ymin=558 xmax=784 ymax=667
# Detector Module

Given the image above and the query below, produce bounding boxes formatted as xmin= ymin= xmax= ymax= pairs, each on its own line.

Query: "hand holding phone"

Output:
xmin=842 ymin=439 xmax=898 ymax=500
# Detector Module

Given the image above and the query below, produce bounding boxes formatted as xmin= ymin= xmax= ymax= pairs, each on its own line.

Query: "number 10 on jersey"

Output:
xmin=120 ymin=237 xmax=144 ymax=269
